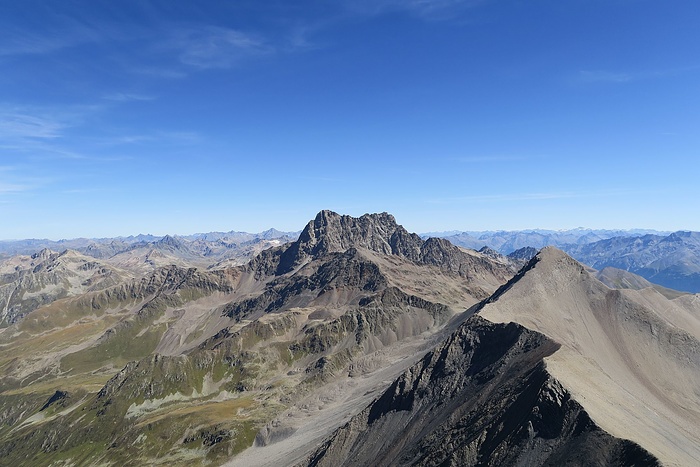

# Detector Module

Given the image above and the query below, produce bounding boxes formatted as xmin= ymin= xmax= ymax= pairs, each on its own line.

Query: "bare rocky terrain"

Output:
xmin=0 ymin=211 xmax=518 ymax=465
xmin=0 ymin=212 xmax=697 ymax=466
xmin=0 ymin=249 xmax=133 ymax=326
xmin=479 ymin=247 xmax=700 ymax=466
xmin=301 ymin=316 xmax=659 ymax=467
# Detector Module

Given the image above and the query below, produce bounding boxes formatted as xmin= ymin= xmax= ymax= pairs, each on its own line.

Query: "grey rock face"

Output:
xmin=507 ymin=246 xmax=538 ymax=262
xmin=248 ymin=211 xmax=518 ymax=283
xmin=302 ymin=316 xmax=659 ymax=467
xmin=258 ymin=211 xmax=423 ymax=276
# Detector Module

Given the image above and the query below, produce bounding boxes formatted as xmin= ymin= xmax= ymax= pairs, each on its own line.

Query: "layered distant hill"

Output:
xmin=0 ymin=230 xmax=299 ymax=328
xmin=0 ymin=228 xmax=298 ymax=261
xmin=563 ymin=231 xmax=700 ymax=293
xmin=0 ymin=229 xmax=298 ymax=273
xmin=0 ymin=212 xmax=698 ymax=466
xmin=427 ymin=228 xmax=668 ymax=253
xmin=429 ymin=229 xmax=700 ymax=293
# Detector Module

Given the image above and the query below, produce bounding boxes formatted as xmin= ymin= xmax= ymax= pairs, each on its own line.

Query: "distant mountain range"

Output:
xmin=429 ymin=229 xmax=700 ymax=293
xmin=427 ymin=228 xmax=670 ymax=253
xmin=563 ymin=231 xmax=700 ymax=293
xmin=4 ymin=225 xmax=700 ymax=293
xmin=4 ymin=226 xmax=700 ymax=294
xmin=0 ymin=230 xmax=298 ymax=271
xmin=0 ymin=229 xmax=299 ymax=259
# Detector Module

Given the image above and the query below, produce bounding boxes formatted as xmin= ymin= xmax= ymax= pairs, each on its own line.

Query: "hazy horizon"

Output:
xmin=0 ymin=217 xmax=676 ymax=243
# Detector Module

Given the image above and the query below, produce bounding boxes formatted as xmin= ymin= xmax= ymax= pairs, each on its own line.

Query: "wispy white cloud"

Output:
xmin=281 ymin=25 xmax=322 ymax=52
xmin=0 ymin=11 xmax=111 ymax=57
xmin=402 ymin=0 xmax=485 ymax=15
xmin=0 ymin=110 xmax=65 ymax=140
xmin=344 ymin=0 xmax=486 ymax=19
xmin=300 ymin=175 xmax=346 ymax=183
xmin=0 ymin=106 xmax=101 ymax=161
xmin=0 ymin=103 xmax=110 ymax=144
xmin=427 ymin=189 xmax=641 ymax=204
xmin=577 ymin=65 xmax=700 ymax=84
xmin=0 ymin=106 xmax=110 ymax=161
xmin=91 ymin=130 xmax=201 ymax=148
xmin=428 ymin=192 xmax=577 ymax=204
xmin=0 ymin=103 xmax=202 ymax=167
xmin=453 ymin=155 xmax=529 ymax=163
xmin=0 ymin=182 xmax=32 ymax=194
xmin=0 ymin=28 xmax=87 ymax=56
xmin=0 ymin=165 xmax=42 ymax=198
xmin=102 ymin=93 xmax=156 ymax=102
xmin=132 ymin=66 xmax=188 ymax=79
xmin=169 ymin=26 xmax=273 ymax=69
xmin=578 ymin=70 xmax=633 ymax=84
xmin=61 ymin=188 xmax=101 ymax=195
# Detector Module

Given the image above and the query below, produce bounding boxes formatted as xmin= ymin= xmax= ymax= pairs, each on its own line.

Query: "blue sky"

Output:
xmin=1 ymin=0 xmax=698 ymax=239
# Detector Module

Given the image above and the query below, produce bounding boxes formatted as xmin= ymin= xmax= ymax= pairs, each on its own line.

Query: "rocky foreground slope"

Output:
xmin=480 ymin=247 xmax=700 ymax=466
xmin=302 ymin=316 xmax=659 ymax=467
xmin=302 ymin=247 xmax=699 ymax=466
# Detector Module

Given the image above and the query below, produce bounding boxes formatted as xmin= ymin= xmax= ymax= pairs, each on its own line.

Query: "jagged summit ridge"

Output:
xmin=284 ymin=211 xmax=423 ymax=269
xmin=249 ymin=210 xmax=518 ymax=288
xmin=302 ymin=211 xmax=410 ymax=255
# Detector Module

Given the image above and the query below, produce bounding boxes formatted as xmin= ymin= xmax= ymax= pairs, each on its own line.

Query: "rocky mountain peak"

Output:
xmin=248 ymin=211 xmax=519 ymax=287
xmin=261 ymin=211 xmax=424 ymax=275
xmin=507 ymin=246 xmax=538 ymax=262
xmin=535 ymin=245 xmax=585 ymax=268
xmin=31 ymin=248 xmax=55 ymax=262
xmin=157 ymin=234 xmax=184 ymax=249
xmin=298 ymin=210 xmax=409 ymax=256
xmin=478 ymin=245 xmax=502 ymax=259
xmin=513 ymin=246 xmax=590 ymax=282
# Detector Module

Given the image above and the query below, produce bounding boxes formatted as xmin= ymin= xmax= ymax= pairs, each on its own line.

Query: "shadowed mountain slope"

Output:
xmin=301 ymin=316 xmax=659 ymax=467
xmin=479 ymin=247 xmax=700 ymax=466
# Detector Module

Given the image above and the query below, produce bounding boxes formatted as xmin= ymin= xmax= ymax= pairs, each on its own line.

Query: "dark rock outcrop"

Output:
xmin=248 ymin=211 xmax=423 ymax=276
xmin=507 ymin=246 xmax=538 ymax=262
xmin=302 ymin=316 xmax=659 ymax=467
